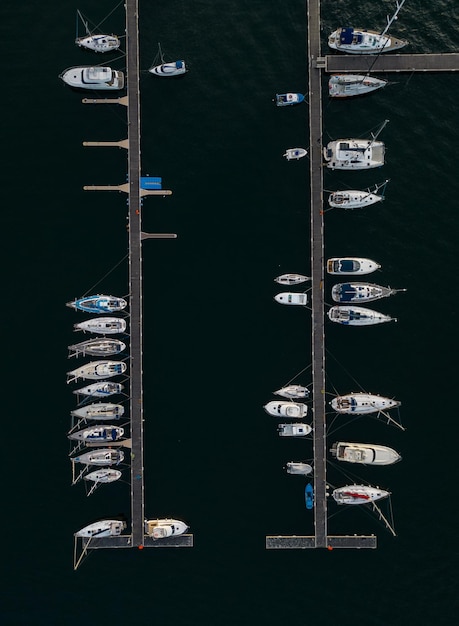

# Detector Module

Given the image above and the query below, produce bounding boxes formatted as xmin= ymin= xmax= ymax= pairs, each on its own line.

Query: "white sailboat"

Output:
xmin=331 ymin=441 xmax=401 ymax=465
xmin=75 ymin=10 xmax=120 ymax=52
xmin=68 ymin=425 xmax=124 ymax=443
xmin=323 ymin=120 xmax=389 ymax=170
xmin=73 ymin=382 xmax=124 ymax=398
xmin=329 ymin=74 xmax=388 ymax=98
xmin=68 ymin=338 xmax=126 ymax=358
xmin=71 ymin=402 xmax=125 ymax=420
xmin=274 ymin=385 xmax=310 ymax=399
xmin=149 ymin=43 xmax=187 ymax=77
xmin=274 ymin=274 xmax=310 ymax=285
xmin=330 ymin=393 xmax=400 ymax=415
xmin=67 ymin=360 xmax=127 ymax=383
xmin=328 ymin=305 xmax=396 ymax=326
xmin=74 ymin=317 xmax=127 ymax=335
xmin=71 ymin=448 xmax=124 ymax=466
xmin=331 ymin=282 xmax=405 ymax=303
xmin=328 ymin=180 xmax=389 ymax=209
xmin=332 ymin=485 xmax=391 ymax=505
xmin=144 ymin=519 xmax=189 ymax=539
xmin=75 ymin=519 xmax=126 ymax=538
xmin=274 ymin=292 xmax=308 ymax=306
xmin=84 ymin=468 xmax=122 ymax=485
xmin=264 ymin=401 xmax=308 ymax=418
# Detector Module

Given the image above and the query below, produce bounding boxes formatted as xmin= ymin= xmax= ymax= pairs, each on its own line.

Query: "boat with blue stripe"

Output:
xmin=331 ymin=282 xmax=404 ymax=303
xmin=67 ymin=294 xmax=127 ymax=314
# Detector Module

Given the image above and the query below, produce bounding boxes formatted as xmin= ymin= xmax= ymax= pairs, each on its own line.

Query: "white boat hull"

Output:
xmin=75 ymin=519 xmax=126 ymax=538
xmin=284 ymin=148 xmax=307 ymax=160
xmin=274 ymin=385 xmax=309 ymax=399
xmin=71 ymin=402 xmax=125 ymax=420
xmin=332 ymin=485 xmax=390 ymax=505
xmin=328 ymin=190 xmax=383 ymax=209
xmin=60 ymin=66 xmax=124 ymax=90
xmin=331 ymin=442 xmax=401 ymax=465
xmin=264 ymin=401 xmax=308 ymax=418
xmin=329 ymin=75 xmax=388 ymax=98
xmin=72 ymin=448 xmax=124 ymax=466
xmin=328 ymin=305 xmax=395 ymax=325
xmin=328 ymin=29 xmax=408 ymax=54
xmin=67 ymin=360 xmax=127 ymax=382
xmin=327 ymin=257 xmax=380 ymax=275
xmin=84 ymin=469 xmax=122 ymax=484
xmin=149 ymin=61 xmax=187 ymax=77
xmin=73 ymin=382 xmax=123 ymax=397
xmin=74 ymin=317 xmax=127 ymax=335
xmin=274 ymin=274 xmax=310 ymax=285
xmin=278 ymin=423 xmax=312 ymax=437
xmin=274 ymin=292 xmax=308 ymax=306
xmin=286 ymin=462 xmax=313 ymax=475
xmin=331 ymin=282 xmax=395 ymax=303
xmin=68 ymin=425 xmax=124 ymax=443
xmin=330 ymin=393 xmax=400 ymax=414
xmin=144 ymin=518 xmax=189 ymax=538
xmin=75 ymin=35 xmax=120 ymax=53
xmin=324 ymin=138 xmax=385 ymax=170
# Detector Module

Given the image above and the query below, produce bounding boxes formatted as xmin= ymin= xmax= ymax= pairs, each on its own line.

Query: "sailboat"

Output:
xmin=75 ymin=519 xmax=126 ymax=538
xmin=149 ymin=43 xmax=187 ymax=77
xmin=327 ymin=305 xmax=396 ymax=326
xmin=75 ymin=10 xmax=120 ymax=53
xmin=323 ymin=120 xmax=389 ymax=170
xmin=328 ymin=180 xmax=389 ymax=209
xmin=331 ymin=282 xmax=405 ymax=303
xmin=332 ymin=485 xmax=391 ymax=505
xmin=329 ymin=74 xmax=388 ymax=99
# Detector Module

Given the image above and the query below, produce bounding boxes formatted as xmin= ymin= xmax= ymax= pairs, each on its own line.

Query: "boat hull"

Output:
xmin=284 ymin=148 xmax=307 ymax=160
xmin=328 ymin=305 xmax=395 ymax=325
xmin=332 ymin=485 xmax=390 ymax=505
xmin=275 ymin=93 xmax=304 ymax=106
xmin=71 ymin=402 xmax=125 ymax=420
xmin=328 ymin=190 xmax=383 ymax=209
xmin=144 ymin=519 xmax=189 ymax=538
xmin=68 ymin=338 xmax=126 ymax=357
xmin=264 ymin=401 xmax=307 ymax=418
xmin=73 ymin=382 xmax=123 ymax=397
xmin=329 ymin=75 xmax=388 ymax=98
xmin=67 ymin=360 xmax=127 ymax=382
xmin=84 ymin=469 xmax=122 ymax=483
xmin=274 ymin=273 xmax=310 ymax=285
xmin=331 ymin=441 xmax=401 ymax=465
xmin=286 ymin=462 xmax=313 ymax=475
xmin=75 ymin=35 xmax=120 ymax=53
xmin=278 ymin=423 xmax=312 ymax=437
xmin=323 ymin=139 xmax=385 ymax=170
xmin=274 ymin=385 xmax=309 ymax=399
xmin=72 ymin=449 xmax=124 ymax=466
xmin=274 ymin=292 xmax=308 ymax=305
xmin=331 ymin=282 xmax=395 ymax=303
xmin=330 ymin=393 xmax=400 ymax=414
xmin=327 ymin=258 xmax=380 ymax=275
xmin=60 ymin=66 xmax=124 ymax=90
xmin=74 ymin=317 xmax=127 ymax=335
xmin=149 ymin=61 xmax=187 ymax=77
xmin=328 ymin=29 xmax=408 ymax=54
xmin=75 ymin=520 xmax=126 ymax=538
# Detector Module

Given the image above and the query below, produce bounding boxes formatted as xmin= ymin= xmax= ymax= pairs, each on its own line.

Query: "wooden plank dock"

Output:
xmin=325 ymin=53 xmax=459 ymax=73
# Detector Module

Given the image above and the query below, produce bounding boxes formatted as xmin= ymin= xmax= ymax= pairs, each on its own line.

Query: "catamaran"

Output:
xmin=74 ymin=10 xmax=120 ymax=53
xmin=324 ymin=120 xmax=389 ymax=170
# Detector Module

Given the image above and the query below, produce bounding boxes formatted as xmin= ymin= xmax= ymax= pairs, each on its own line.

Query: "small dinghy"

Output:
xmin=283 ymin=148 xmax=307 ymax=161
xmin=286 ymin=462 xmax=313 ymax=475
xmin=331 ymin=282 xmax=403 ymax=303
xmin=71 ymin=402 xmax=125 ymax=420
xmin=274 ymin=385 xmax=310 ymax=399
xmin=84 ymin=468 xmax=122 ymax=484
xmin=67 ymin=294 xmax=127 ymax=314
xmin=274 ymin=292 xmax=308 ymax=306
xmin=75 ymin=519 xmax=126 ymax=538
xmin=330 ymin=393 xmax=400 ymax=415
xmin=264 ymin=401 xmax=308 ymax=418
xmin=274 ymin=274 xmax=310 ymax=285
xmin=328 ymin=180 xmax=388 ymax=209
xmin=275 ymin=93 xmax=305 ymax=107
xmin=327 ymin=257 xmax=380 ymax=275
xmin=72 ymin=448 xmax=124 ymax=466
xmin=305 ymin=483 xmax=314 ymax=510
xmin=278 ymin=423 xmax=312 ymax=437
xmin=68 ymin=425 xmax=124 ymax=443
xmin=332 ymin=485 xmax=390 ymax=505
xmin=144 ymin=518 xmax=189 ymax=539
xmin=329 ymin=75 xmax=388 ymax=98
xmin=328 ymin=305 xmax=396 ymax=326
xmin=331 ymin=441 xmax=401 ymax=466
xmin=73 ymin=382 xmax=124 ymax=398
xmin=68 ymin=338 xmax=126 ymax=358
xmin=149 ymin=43 xmax=187 ymax=77
xmin=75 ymin=10 xmax=120 ymax=53
xmin=59 ymin=66 xmax=124 ymax=90
xmin=67 ymin=360 xmax=127 ymax=383
xmin=74 ymin=317 xmax=127 ymax=335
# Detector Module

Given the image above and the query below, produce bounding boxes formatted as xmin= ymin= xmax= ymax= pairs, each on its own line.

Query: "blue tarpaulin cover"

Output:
xmin=140 ymin=177 xmax=162 ymax=189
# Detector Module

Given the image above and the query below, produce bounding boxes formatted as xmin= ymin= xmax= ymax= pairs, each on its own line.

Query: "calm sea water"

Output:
xmin=2 ymin=0 xmax=458 ymax=624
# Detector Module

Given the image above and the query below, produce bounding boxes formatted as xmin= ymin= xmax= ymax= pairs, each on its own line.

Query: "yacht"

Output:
xmin=331 ymin=441 xmax=401 ymax=465
xmin=75 ymin=519 xmax=126 ymax=538
xmin=274 ymin=385 xmax=309 ymax=399
xmin=327 ymin=257 xmax=380 ymax=275
xmin=74 ymin=317 xmax=127 ymax=335
xmin=323 ymin=137 xmax=385 ymax=170
xmin=67 ymin=360 xmax=127 ymax=383
xmin=329 ymin=75 xmax=388 ymax=98
xmin=84 ymin=469 xmax=122 ymax=484
xmin=264 ymin=401 xmax=308 ymax=418
xmin=59 ymin=66 xmax=124 ymax=90
xmin=328 ymin=180 xmax=388 ymax=209
xmin=332 ymin=485 xmax=390 ymax=505
xmin=274 ymin=274 xmax=310 ymax=285
xmin=278 ymin=423 xmax=312 ymax=437
xmin=144 ymin=519 xmax=189 ymax=539
xmin=275 ymin=93 xmax=305 ymax=107
xmin=286 ymin=462 xmax=313 ymax=475
xmin=68 ymin=338 xmax=126 ymax=358
xmin=149 ymin=43 xmax=187 ymax=77
xmin=71 ymin=448 xmax=124 ymax=466
xmin=328 ymin=305 xmax=396 ymax=326
xmin=75 ymin=10 xmax=120 ymax=53
xmin=274 ymin=292 xmax=308 ymax=306
xmin=71 ymin=402 xmax=125 ymax=420
xmin=330 ymin=393 xmax=400 ymax=415
xmin=73 ymin=382 xmax=124 ymax=398
xmin=331 ymin=282 xmax=403 ymax=303
xmin=283 ymin=148 xmax=307 ymax=161
xmin=67 ymin=295 xmax=127 ymax=314
xmin=68 ymin=425 xmax=124 ymax=443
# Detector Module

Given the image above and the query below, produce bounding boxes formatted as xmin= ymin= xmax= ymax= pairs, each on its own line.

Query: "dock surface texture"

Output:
xmin=325 ymin=53 xmax=459 ymax=73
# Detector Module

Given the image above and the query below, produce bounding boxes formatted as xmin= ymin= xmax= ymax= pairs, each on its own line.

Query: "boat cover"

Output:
xmin=140 ymin=177 xmax=162 ymax=189
xmin=340 ymin=260 xmax=357 ymax=272
xmin=338 ymin=284 xmax=356 ymax=301
xmin=339 ymin=28 xmax=362 ymax=44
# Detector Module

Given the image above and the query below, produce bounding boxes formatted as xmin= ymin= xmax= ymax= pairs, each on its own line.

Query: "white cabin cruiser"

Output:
xmin=331 ymin=441 xmax=401 ymax=465
xmin=75 ymin=10 xmax=120 ymax=53
xmin=330 ymin=393 xmax=400 ymax=415
xmin=74 ymin=317 xmax=127 ymax=335
xmin=68 ymin=425 xmax=124 ymax=443
xmin=71 ymin=402 xmax=125 ymax=420
xmin=274 ymin=274 xmax=310 ymax=285
xmin=84 ymin=469 xmax=122 ymax=484
xmin=67 ymin=294 xmax=127 ymax=314
xmin=72 ymin=448 xmax=124 ymax=466
xmin=68 ymin=338 xmax=126 ymax=358
xmin=144 ymin=518 xmax=189 ymax=539
xmin=332 ymin=485 xmax=390 ymax=505
xmin=67 ymin=360 xmax=127 ymax=383
xmin=286 ymin=462 xmax=313 ymax=475
xmin=283 ymin=148 xmax=307 ymax=161
xmin=274 ymin=385 xmax=310 ymax=399
xmin=328 ymin=0 xmax=408 ymax=55
xmin=329 ymin=75 xmax=388 ymax=98
xmin=278 ymin=423 xmax=312 ymax=437
xmin=327 ymin=257 xmax=380 ymax=275
xmin=328 ymin=180 xmax=388 ymax=209
xmin=73 ymin=382 xmax=124 ymax=397
xmin=328 ymin=305 xmax=396 ymax=326
xmin=149 ymin=43 xmax=187 ymax=77
xmin=75 ymin=519 xmax=126 ymax=538
xmin=274 ymin=292 xmax=308 ymax=306
xmin=264 ymin=401 xmax=308 ymax=418
xmin=59 ymin=66 xmax=124 ymax=90
xmin=332 ymin=282 xmax=401 ymax=303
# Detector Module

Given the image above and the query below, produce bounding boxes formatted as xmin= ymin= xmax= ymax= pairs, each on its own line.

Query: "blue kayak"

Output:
xmin=305 ymin=482 xmax=314 ymax=510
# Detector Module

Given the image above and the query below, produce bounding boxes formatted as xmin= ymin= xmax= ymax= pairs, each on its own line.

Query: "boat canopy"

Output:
xmin=339 ymin=28 xmax=362 ymax=44
xmin=340 ymin=260 xmax=358 ymax=272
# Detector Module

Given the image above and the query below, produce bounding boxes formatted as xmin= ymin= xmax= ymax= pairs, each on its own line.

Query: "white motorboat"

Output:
xmin=328 ymin=305 xmax=396 ymax=326
xmin=75 ymin=519 xmax=126 ymax=538
xmin=67 ymin=360 xmax=127 ymax=383
xmin=67 ymin=294 xmax=127 ymax=314
xmin=285 ymin=462 xmax=313 ymax=475
xmin=332 ymin=485 xmax=390 ymax=505
xmin=68 ymin=425 xmax=124 ymax=443
xmin=72 ymin=448 xmax=124 ymax=466
xmin=149 ymin=43 xmax=187 ymax=77
xmin=59 ymin=66 xmax=124 ymax=90
xmin=84 ymin=468 xmax=122 ymax=484
xmin=331 ymin=282 xmax=404 ymax=303
xmin=275 ymin=93 xmax=305 ymax=106
xmin=144 ymin=518 xmax=189 ymax=539
xmin=330 ymin=393 xmax=400 ymax=415
xmin=328 ymin=0 xmax=408 ymax=55
xmin=274 ymin=274 xmax=310 ymax=285
xmin=71 ymin=402 xmax=125 ymax=420
xmin=329 ymin=75 xmax=388 ymax=98
xmin=68 ymin=338 xmax=126 ymax=358
xmin=274 ymin=385 xmax=310 ymax=399
xmin=331 ymin=441 xmax=401 ymax=465
xmin=75 ymin=10 xmax=120 ymax=53
xmin=327 ymin=257 xmax=380 ymax=275
xmin=264 ymin=401 xmax=308 ymax=418
xmin=73 ymin=382 xmax=124 ymax=397
xmin=74 ymin=317 xmax=127 ymax=335
xmin=278 ymin=423 xmax=312 ymax=437
xmin=283 ymin=148 xmax=307 ymax=161
xmin=328 ymin=180 xmax=388 ymax=209
xmin=274 ymin=292 xmax=308 ymax=306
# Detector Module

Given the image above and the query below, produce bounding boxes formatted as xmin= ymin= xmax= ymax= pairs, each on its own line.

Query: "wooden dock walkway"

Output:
xmin=325 ymin=53 xmax=459 ymax=73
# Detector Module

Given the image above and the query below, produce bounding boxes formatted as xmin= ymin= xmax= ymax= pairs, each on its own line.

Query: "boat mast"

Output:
xmin=370 ymin=119 xmax=390 ymax=144
xmin=76 ymin=9 xmax=91 ymax=36
xmin=381 ymin=0 xmax=406 ymax=37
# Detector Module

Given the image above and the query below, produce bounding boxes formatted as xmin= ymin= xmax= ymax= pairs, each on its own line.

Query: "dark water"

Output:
xmin=2 ymin=0 xmax=458 ymax=624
